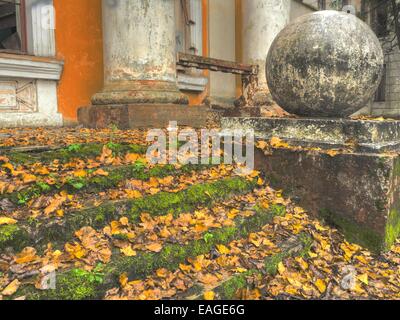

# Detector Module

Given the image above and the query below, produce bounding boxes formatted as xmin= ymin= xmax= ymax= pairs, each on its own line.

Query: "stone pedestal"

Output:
xmin=222 ymin=117 xmax=400 ymax=252
xmin=78 ymin=0 xmax=205 ymax=128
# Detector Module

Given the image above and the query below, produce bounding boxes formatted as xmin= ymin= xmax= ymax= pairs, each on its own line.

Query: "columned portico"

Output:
xmin=242 ymin=0 xmax=291 ymax=106
xmin=78 ymin=0 xmax=210 ymax=129
xmin=92 ymin=0 xmax=187 ymax=105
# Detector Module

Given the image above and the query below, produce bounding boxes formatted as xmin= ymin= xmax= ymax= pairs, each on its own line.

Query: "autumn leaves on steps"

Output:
xmin=0 ymin=141 xmax=272 ymax=299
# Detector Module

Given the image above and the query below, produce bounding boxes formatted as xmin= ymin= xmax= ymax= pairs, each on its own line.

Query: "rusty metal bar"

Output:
xmin=177 ymin=52 xmax=258 ymax=75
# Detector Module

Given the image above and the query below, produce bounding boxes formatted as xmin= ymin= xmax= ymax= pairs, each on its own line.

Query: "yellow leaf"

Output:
xmin=15 ymin=247 xmax=38 ymax=264
xmin=44 ymin=195 xmax=67 ymax=215
xmin=277 ymin=262 xmax=286 ymax=275
xmin=125 ymin=189 xmax=142 ymax=199
xmin=257 ymin=177 xmax=264 ymax=186
xmin=198 ymin=273 xmax=219 ymax=285
xmin=1 ymin=279 xmax=20 ymax=296
xmin=120 ymin=245 xmax=137 ymax=257
xmin=357 ymin=274 xmax=369 ymax=285
xmin=35 ymin=167 xmax=50 ymax=175
xmin=125 ymin=153 xmax=140 ymax=163
xmin=22 ymin=173 xmax=37 ymax=183
xmin=156 ymin=268 xmax=168 ymax=278
xmin=56 ymin=209 xmax=64 ymax=217
xmin=204 ymin=291 xmax=215 ymax=300
xmin=0 ymin=216 xmax=17 ymax=225
xmin=179 ymin=264 xmax=192 ymax=272
xmin=119 ymin=217 xmax=129 ymax=226
xmin=216 ymin=244 xmax=230 ymax=255
xmin=326 ymin=149 xmax=339 ymax=157
xmin=270 ymin=137 xmax=289 ymax=148
xmin=65 ymin=243 xmax=86 ymax=259
xmin=2 ymin=163 xmax=14 ymax=173
xmin=255 ymin=140 xmax=268 ymax=150
xmin=146 ymin=242 xmax=163 ymax=253
xmin=295 ymin=257 xmax=309 ymax=271
xmin=93 ymin=169 xmax=109 ymax=176
xmin=314 ymin=279 xmax=326 ymax=293
xmin=119 ymin=273 xmax=128 ymax=288
xmin=73 ymin=169 xmax=87 ymax=178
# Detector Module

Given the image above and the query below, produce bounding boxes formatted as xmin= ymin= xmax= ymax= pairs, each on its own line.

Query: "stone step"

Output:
xmin=2 ymin=162 xmax=215 ymax=206
xmin=17 ymin=200 xmax=284 ymax=300
xmin=3 ymin=142 xmax=148 ymax=165
xmin=180 ymin=233 xmax=313 ymax=300
xmin=0 ymin=176 xmax=257 ymax=253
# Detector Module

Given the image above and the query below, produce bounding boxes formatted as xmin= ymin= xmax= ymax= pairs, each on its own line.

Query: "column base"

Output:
xmin=78 ymin=104 xmax=210 ymax=129
xmin=91 ymin=80 xmax=189 ymax=106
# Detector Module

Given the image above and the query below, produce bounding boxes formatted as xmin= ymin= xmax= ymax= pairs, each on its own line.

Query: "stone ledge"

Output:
xmin=253 ymin=147 xmax=400 ymax=252
xmin=0 ymin=112 xmax=63 ymax=128
xmin=78 ymin=104 xmax=210 ymax=129
xmin=222 ymin=117 xmax=400 ymax=152
xmin=0 ymin=53 xmax=63 ymax=80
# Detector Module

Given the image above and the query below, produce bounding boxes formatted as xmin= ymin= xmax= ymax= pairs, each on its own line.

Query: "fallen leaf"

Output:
xmin=216 ymin=244 xmax=230 ymax=255
xmin=314 ymin=279 xmax=327 ymax=294
xmin=198 ymin=273 xmax=219 ymax=285
xmin=44 ymin=195 xmax=67 ymax=215
xmin=15 ymin=247 xmax=38 ymax=264
xmin=1 ymin=279 xmax=20 ymax=296
xmin=93 ymin=169 xmax=109 ymax=176
xmin=357 ymin=274 xmax=369 ymax=285
xmin=0 ymin=216 xmax=17 ymax=225
xmin=146 ymin=243 xmax=163 ymax=253
xmin=121 ymin=246 xmax=137 ymax=257
xmin=204 ymin=291 xmax=215 ymax=300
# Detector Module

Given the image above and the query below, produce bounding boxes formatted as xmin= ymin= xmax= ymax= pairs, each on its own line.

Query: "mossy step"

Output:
xmin=3 ymin=142 xmax=148 ymax=165
xmin=19 ymin=202 xmax=286 ymax=300
xmin=183 ymin=233 xmax=313 ymax=300
xmin=5 ymin=162 xmax=214 ymax=206
xmin=0 ymin=176 xmax=257 ymax=252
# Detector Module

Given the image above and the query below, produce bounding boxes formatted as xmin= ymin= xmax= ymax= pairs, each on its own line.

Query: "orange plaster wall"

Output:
xmin=54 ymin=0 xmax=104 ymax=122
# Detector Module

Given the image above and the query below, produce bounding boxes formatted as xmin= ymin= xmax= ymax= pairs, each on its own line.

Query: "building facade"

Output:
xmin=2 ymin=0 xmax=391 ymax=128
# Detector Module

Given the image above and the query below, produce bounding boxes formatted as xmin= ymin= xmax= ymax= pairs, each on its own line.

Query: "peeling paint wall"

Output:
xmin=54 ymin=0 xmax=103 ymax=123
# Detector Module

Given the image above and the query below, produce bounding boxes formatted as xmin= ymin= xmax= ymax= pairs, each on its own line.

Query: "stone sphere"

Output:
xmin=266 ymin=11 xmax=384 ymax=117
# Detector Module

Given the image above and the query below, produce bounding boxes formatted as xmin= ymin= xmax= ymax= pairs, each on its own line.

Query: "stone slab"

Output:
xmin=253 ymin=147 xmax=400 ymax=252
xmin=78 ymin=104 xmax=210 ymax=129
xmin=222 ymin=117 xmax=400 ymax=152
xmin=222 ymin=116 xmax=400 ymax=252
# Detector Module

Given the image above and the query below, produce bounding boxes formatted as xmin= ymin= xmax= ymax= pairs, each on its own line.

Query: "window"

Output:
xmin=175 ymin=0 xmax=203 ymax=56
xmin=0 ymin=0 xmax=27 ymax=53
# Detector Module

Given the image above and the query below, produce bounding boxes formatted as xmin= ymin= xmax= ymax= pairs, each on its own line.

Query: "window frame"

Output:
xmin=0 ymin=0 xmax=28 ymax=54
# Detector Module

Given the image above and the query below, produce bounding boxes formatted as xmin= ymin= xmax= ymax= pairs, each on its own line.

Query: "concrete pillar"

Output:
xmin=92 ymin=0 xmax=188 ymax=105
xmin=242 ymin=0 xmax=291 ymax=105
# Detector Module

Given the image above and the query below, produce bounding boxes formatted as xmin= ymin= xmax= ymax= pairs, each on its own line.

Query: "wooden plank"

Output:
xmin=177 ymin=52 xmax=258 ymax=75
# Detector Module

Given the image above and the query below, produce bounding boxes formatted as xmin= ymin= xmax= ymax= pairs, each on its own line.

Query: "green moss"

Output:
xmin=0 ymin=224 xmax=29 ymax=252
xmin=215 ymin=271 xmax=256 ymax=300
xmin=0 ymin=224 xmax=20 ymax=243
xmin=385 ymin=208 xmax=400 ymax=250
xmin=5 ymin=162 xmax=213 ymax=206
xmin=7 ymin=176 xmax=256 ymax=252
xmin=264 ymin=252 xmax=287 ymax=276
xmin=264 ymin=233 xmax=312 ymax=276
xmin=7 ymin=143 xmax=148 ymax=165
xmin=25 ymin=201 xmax=280 ymax=300
xmin=319 ymin=208 xmax=383 ymax=253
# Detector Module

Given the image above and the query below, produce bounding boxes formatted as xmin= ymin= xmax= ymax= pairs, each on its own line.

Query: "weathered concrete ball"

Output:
xmin=266 ymin=11 xmax=384 ymax=117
